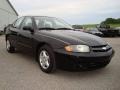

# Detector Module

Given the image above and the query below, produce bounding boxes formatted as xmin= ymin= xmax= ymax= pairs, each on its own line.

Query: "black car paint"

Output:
xmin=5 ymin=16 xmax=114 ymax=69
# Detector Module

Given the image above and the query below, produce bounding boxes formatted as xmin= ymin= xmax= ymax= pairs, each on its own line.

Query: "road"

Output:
xmin=0 ymin=35 xmax=120 ymax=90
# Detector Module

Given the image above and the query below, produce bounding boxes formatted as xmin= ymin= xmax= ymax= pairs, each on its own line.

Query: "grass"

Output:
xmin=82 ymin=24 xmax=97 ymax=29
xmin=109 ymin=24 xmax=120 ymax=28
xmin=82 ymin=24 xmax=120 ymax=29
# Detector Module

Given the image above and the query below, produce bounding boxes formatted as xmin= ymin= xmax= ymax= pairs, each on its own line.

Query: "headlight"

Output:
xmin=65 ymin=45 xmax=90 ymax=52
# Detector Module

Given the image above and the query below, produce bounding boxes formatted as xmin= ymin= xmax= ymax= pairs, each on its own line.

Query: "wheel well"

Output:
xmin=36 ymin=42 xmax=53 ymax=54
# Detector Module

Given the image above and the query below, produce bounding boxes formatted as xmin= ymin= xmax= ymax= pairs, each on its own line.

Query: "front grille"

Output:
xmin=91 ymin=45 xmax=111 ymax=52
xmin=91 ymin=45 xmax=107 ymax=48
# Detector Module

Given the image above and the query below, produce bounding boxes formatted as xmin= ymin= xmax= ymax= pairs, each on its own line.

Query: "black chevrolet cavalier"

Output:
xmin=5 ymin=16 xmax=114 ymax=73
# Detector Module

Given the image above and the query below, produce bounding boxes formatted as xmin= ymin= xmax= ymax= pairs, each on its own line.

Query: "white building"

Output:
xmin=0 ymin=0 xmax=18 ymax=31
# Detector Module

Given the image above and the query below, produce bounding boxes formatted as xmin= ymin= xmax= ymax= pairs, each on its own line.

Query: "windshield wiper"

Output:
xmin=39 ymin=27 xmax=73 ymax=30
xmin=39 ymin=27 xmax=56 ymax=30
xmin=56 ymin=28 xmax=73 ymax=30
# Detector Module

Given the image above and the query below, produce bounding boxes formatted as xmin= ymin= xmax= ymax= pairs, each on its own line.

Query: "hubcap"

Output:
xmin=39 ymin=50 xmax=50 ymax=69
xmin=6 ymin=40 xmax=10 ymax=50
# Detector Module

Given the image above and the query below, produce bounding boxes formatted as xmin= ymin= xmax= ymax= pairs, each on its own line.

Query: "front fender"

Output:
xmin=34 ymin=33 xmax=69 ymax=50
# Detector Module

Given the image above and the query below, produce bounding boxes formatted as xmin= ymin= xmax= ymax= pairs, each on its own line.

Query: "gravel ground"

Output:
xmin=0 ymin=35 xmax=120 ymax=90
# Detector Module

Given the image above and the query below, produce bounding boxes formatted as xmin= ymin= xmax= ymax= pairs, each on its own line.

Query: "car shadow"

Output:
xmin=54 ymin=68 xmax=108 ymax=78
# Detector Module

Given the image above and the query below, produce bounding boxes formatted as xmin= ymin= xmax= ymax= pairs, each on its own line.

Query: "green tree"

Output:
xmin=102 ymin=18 xmax=120 ymax=24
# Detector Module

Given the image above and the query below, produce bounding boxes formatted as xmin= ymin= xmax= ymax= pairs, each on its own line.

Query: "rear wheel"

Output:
xmin=38 ymin=45 xmax=56 ymax=73
xmin=6 ymin=39 xmax=15 ymax=53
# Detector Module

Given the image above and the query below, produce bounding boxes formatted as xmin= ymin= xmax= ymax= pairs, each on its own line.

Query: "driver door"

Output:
xmin=17 ymin=17 xmax=34 ymax=49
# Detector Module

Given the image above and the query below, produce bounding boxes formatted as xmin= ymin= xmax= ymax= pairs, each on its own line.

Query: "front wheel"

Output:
xmin=38 ymin=45 xmax=56 ymax=73
xmin=6 ymin=39 xmax=15 ymax=53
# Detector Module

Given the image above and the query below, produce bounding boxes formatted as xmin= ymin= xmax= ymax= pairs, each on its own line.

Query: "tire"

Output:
xmin=37 ymin=45 xmax=56 ymax=73
xmin=6 ymin=39 xmax=15 ymax=53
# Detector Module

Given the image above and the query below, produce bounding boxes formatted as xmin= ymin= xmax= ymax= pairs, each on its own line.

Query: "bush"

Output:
xmin=102 ymin=18 xmax=120 ymax=24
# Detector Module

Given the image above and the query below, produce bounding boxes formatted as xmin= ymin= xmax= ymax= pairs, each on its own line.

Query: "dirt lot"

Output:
xmin=0 ymin=35 xmax=120 ymax=90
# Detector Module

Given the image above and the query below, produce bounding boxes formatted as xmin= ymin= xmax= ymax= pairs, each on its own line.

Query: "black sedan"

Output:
xmin=97 ymin=24 xmax=119 ymax=37
xmin=85 ymin=28 xmax=103 ymax=37
xmin=115 ymin=27 xmax=120 ymax=36
xmin=5 ymin=16 xmax=114 ymax=73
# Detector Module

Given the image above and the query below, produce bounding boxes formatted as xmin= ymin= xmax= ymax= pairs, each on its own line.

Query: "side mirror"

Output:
xmin=23 ymin=26 xmax=34 ymax=33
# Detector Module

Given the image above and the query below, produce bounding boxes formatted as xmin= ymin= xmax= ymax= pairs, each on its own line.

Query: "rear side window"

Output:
xmin=13 ymin=17 xmax=24 ymax=29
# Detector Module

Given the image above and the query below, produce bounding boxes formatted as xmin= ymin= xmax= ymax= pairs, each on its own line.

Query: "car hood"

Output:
xmin=38 ymin=30 xmax=107 ymax=46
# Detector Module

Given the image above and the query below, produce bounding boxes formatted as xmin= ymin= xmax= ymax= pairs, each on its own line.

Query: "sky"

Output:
xmin=10 ymin=0 xmax=120 ymax=25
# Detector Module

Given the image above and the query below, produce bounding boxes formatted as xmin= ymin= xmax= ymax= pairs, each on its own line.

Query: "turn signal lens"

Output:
xmin=65 ymin=46 xmax=73 ymax=52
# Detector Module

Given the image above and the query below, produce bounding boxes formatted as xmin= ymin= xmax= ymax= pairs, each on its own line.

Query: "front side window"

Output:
xmin=13 ymin=17 xmax=24 ymax=28
xmin=34 ymin=17 xmax=73 ymax=30
xmin=21 ymin=17 xmax=33 ymax=29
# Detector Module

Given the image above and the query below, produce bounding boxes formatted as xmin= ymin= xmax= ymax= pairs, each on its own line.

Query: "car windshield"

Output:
xmin=34 ymin=17 xmax=73 ymax=30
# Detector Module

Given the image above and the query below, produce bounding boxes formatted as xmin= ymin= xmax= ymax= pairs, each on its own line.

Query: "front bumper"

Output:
xmin=55 ymin=48 xmax=115 ymax=69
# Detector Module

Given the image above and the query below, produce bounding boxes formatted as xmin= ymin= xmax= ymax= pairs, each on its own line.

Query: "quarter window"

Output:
xmin=13 ymin=17 xmax=24 ymax=28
